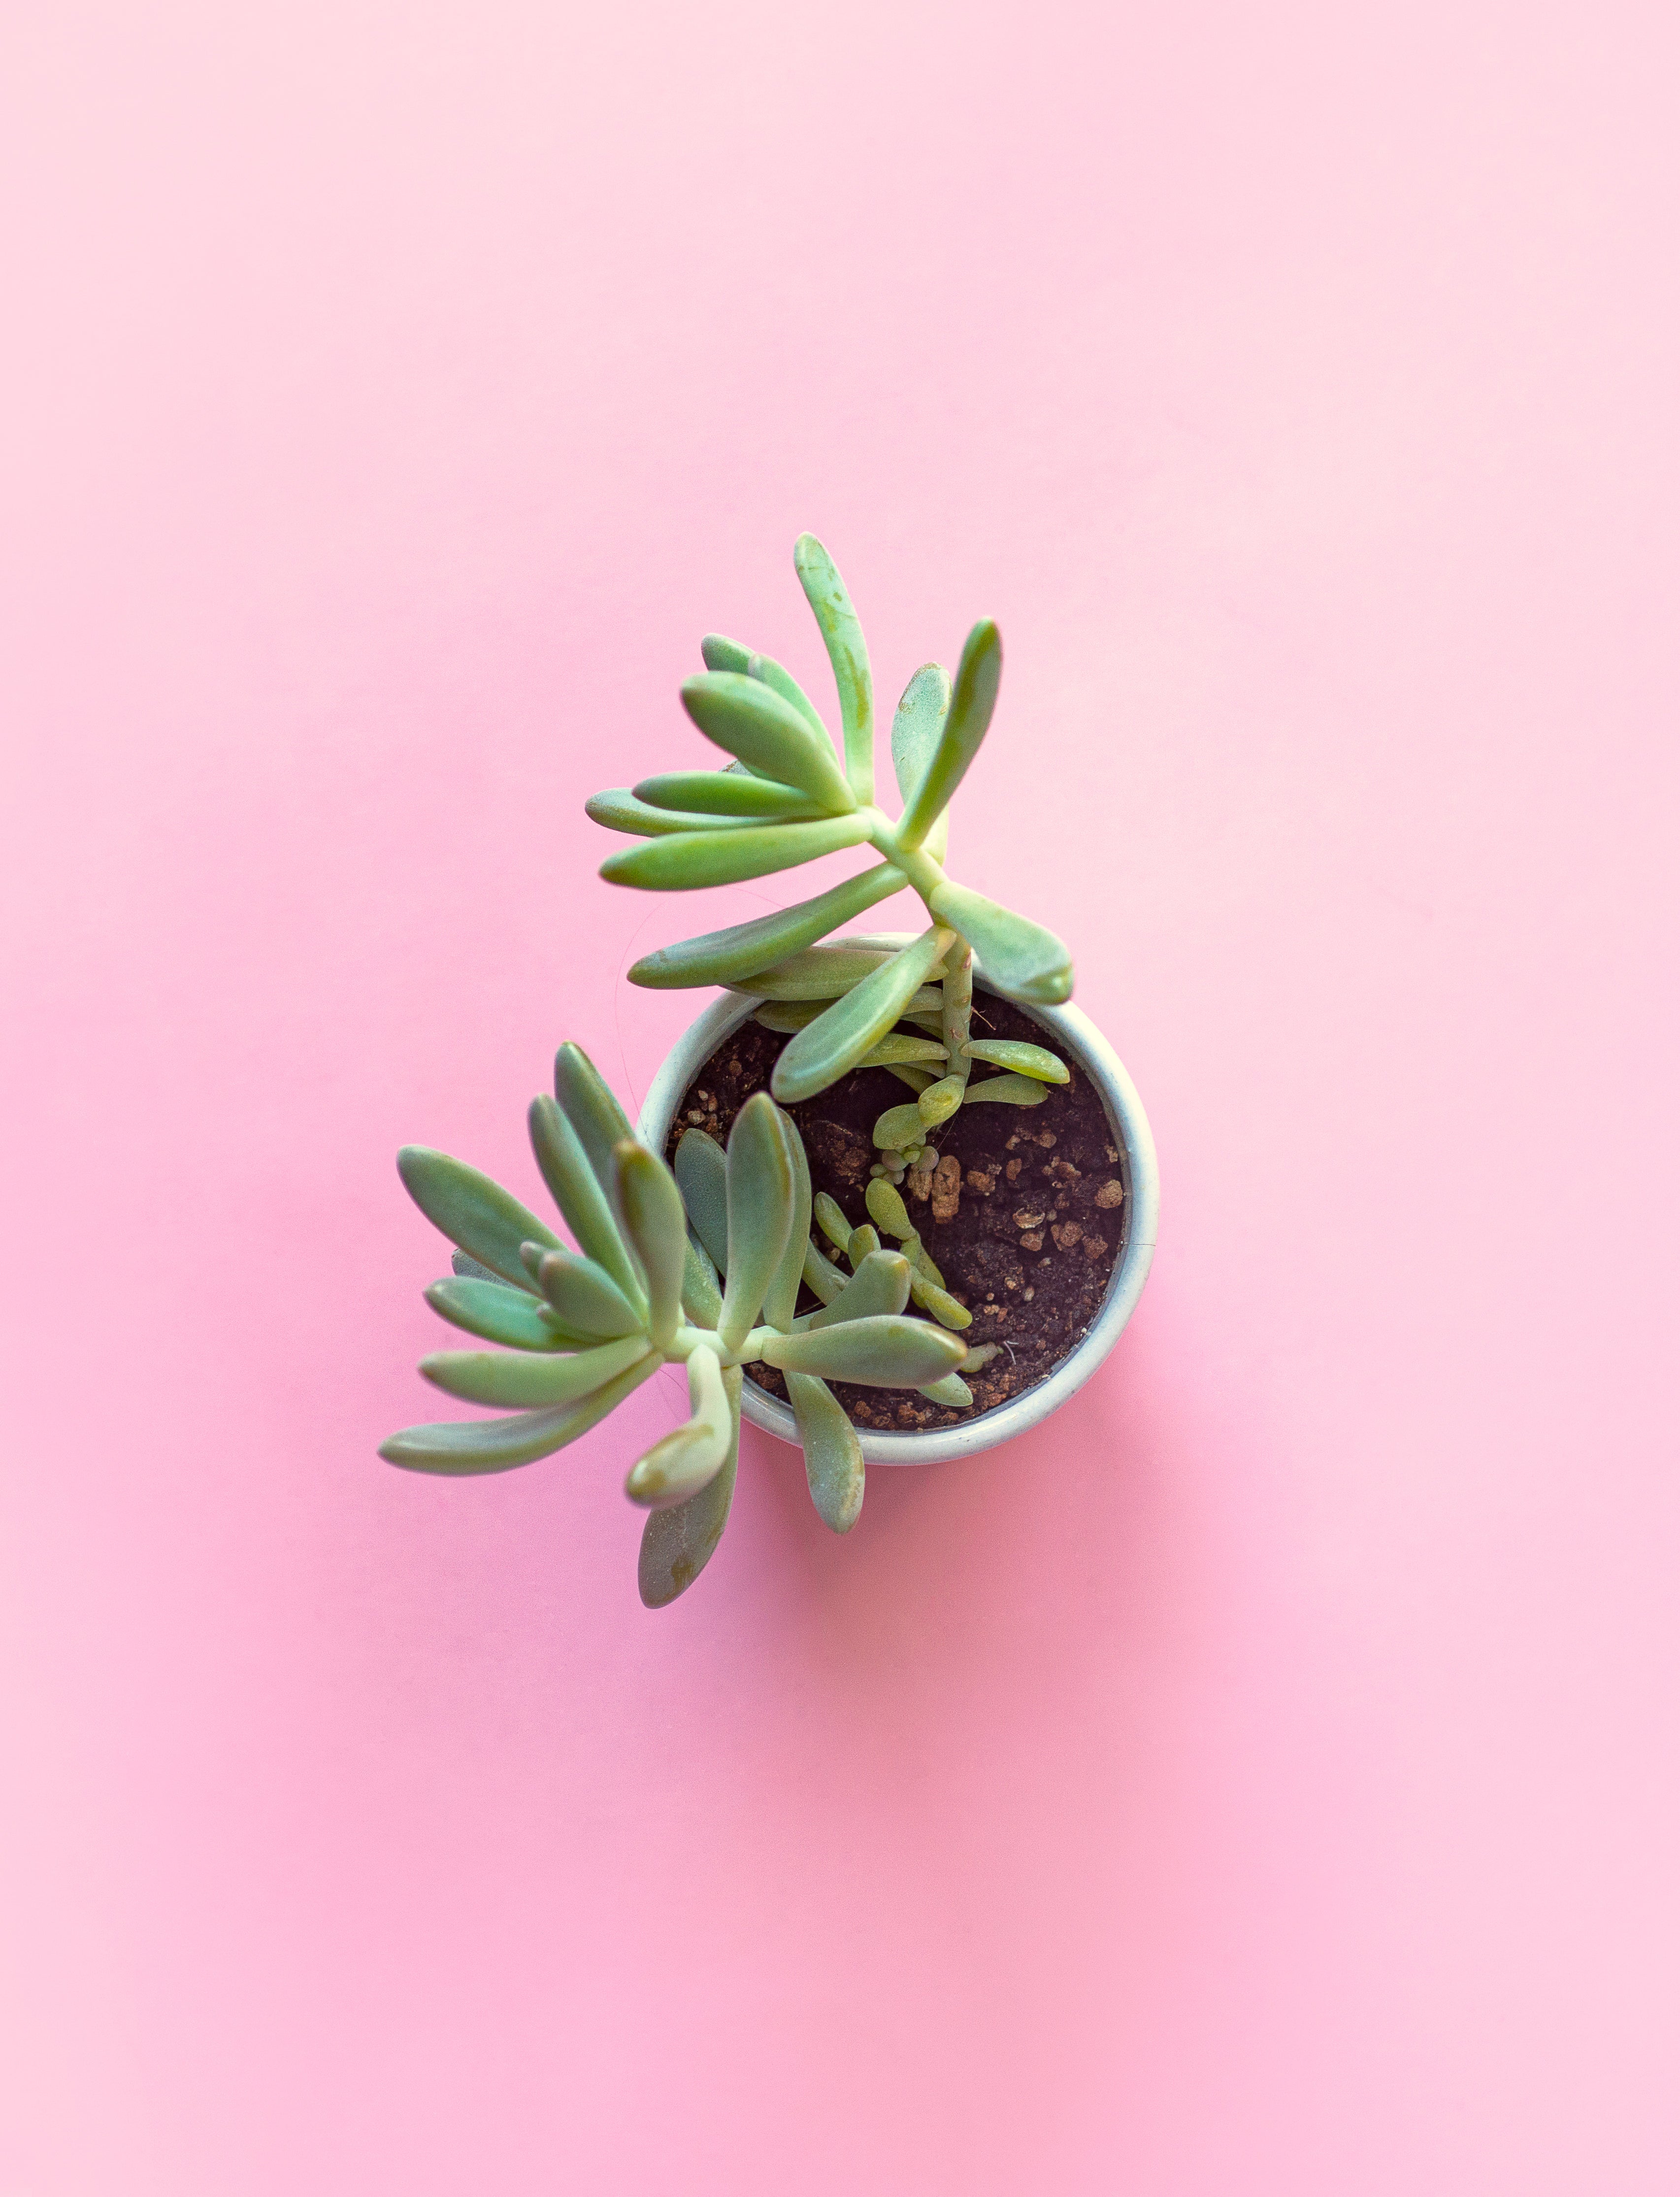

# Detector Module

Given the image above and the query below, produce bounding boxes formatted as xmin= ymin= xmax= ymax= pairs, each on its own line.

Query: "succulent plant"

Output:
xmin=586 ymin=536 xmax=1076 ymax=1148
xmin=383 ymin=1043 xmax=968 ymax=1603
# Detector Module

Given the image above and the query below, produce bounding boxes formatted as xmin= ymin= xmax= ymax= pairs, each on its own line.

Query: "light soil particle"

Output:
xmin=1014 ymin=1209 xmax=1046 ymax=1229
xmin=1020 ymin=1232 xmax=1044 ymax=1252
xmin=966 ymin=1168 xmax=994 ymax=1194
xmin=1052 ymin=1222 xmax=1083 ymax=1250
xmin=1094 ymin=1179 xmax=1124 ymax=1209
xmin=931 ymin=1154 xmax=961 ymax=1223
xmin=1083 ymin=1235 xmax=1106 ymax=1259
xmin=1005 ymin=1157 xmax=1022 ymax=1181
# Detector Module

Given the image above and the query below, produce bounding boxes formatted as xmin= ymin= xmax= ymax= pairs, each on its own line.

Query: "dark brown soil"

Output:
xmin=663 ymin=994 xmax=1129 ymax=1430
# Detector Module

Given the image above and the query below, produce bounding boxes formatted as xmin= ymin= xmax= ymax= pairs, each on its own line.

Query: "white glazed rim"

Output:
xmin=634 ymin=933 xmax=1159 ymax=1466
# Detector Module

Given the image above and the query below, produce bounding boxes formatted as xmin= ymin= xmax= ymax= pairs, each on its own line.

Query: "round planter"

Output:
xmin=635 ymin=932 xmax=1159 ymax=1465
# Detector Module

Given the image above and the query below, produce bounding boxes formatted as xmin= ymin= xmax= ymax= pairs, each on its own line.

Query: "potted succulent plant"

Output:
xmin=383 ymin=537 xmax=1157 ymax=1604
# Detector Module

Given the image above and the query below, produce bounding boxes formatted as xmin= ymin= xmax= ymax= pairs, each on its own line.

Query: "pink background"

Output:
xmin=3 ymin=0 xmax=1678 ymax=2190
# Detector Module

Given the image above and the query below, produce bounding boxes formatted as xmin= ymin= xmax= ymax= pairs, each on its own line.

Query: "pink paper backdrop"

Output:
xmin=3 ymin=0 xmax=1677 ymax=2190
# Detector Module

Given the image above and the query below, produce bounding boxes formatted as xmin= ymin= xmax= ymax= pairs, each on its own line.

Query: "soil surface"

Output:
xmin=663 ymin=995 xmax=1128 ymax=1430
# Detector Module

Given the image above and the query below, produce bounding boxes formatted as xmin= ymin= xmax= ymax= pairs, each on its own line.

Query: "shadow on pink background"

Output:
xmin=2 ymin=0 xmax=1677 ymax=2189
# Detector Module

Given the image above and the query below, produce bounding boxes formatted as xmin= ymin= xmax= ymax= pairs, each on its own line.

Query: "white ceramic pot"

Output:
xmin=635 ymin=932 xmax=1159 ymax=1465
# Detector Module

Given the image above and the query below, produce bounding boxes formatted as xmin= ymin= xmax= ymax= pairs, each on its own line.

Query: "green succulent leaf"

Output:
xmin=890 ymin=661 xmax=952 ymax=809
xmin=846 ymin=1224 xmax=881 ymax=1269
xmin=760 ymin=1107 xmax=812 ymax=1332
xmin=793 ymin=533 xmax=874 ymax=802
xmin=627 ymin=864 xmax=905 ymax=991
xmin=804 ymin=1248 xmax=911 ymax=1329
xmin=680 ymin=670 xmax=857 ymax=812
xmin=918 ymin=1371 xmax=974 ymax=1406
xmin=632 ymin=770 xmax=822 ymax=821
xmin=420 ymin=1332 xmax=651 ymax=1408
xmin=673 ymin=1128 xmax=729 ymax=1273
xmin=802 ymin=1239 xmax=848 ymax=1304
xmin=730 ymin=944 xmax=912 ymax=1000
xmin=872 ymin=1101 xmax=925 ymax=1150
xmin=858 ymin=1033 xmax=947 ymax=1067
xmin=896 ymin=619 xmax=1002 ymax=851
xmin=527 ymin=1095 xmax=647 ymax=1312
xmin=681 ymin=1234 xmax=723 ymax=1327
xmin=381 ymin=1353 xmax=659 ymax=1475
xmin=599 ymin=812 xmax=872 ymax=891
xmin=812 ymin=1191 xmax=851 ymax=1254
xmin=701 ymin=633 xmax=753 ymax=673
xmin=916 ymin=1073 xmax=966 ymax=1128
xmin=787 ymin=1370 xmax=865 ymax=1532
xmin=961 ymin=1071 xmax=1050 ymax=1108
xmin=769 ymin=927 xmax=952 ymax=1105
xmin=719 ymin=1091 xmax=793 ymax=1352
xmin=959 ymin=1344 xmax=1002 ymax=1373
xmin=586 ymin=789 xmax=769 ymax=837
xmin=612 ymin=1140 xmax=688 ymax=1351
xmin=908 ymin=1277 xmax=971 ymax=1330
xmin=747 ymin=651 xmax=830 ymax=741
xmin=424 ymin=1276 xmax=582 ymax=1351
xmin=761 ymin=1315 xmax=967 ymax=1388
xmin=638 ymin=1365 xmax=743 ymax=1606
xmin=534 ymin=1247 xmax=647 ymax=1338
xmin=754 ymin=983 xmax=944 ymax=1032
xmin=553 ymin=1045 xmax=637 ymax=1198
xmin=961 ymin=1037 xmax=1069 ymax=1082
xmin=882 ymin=1063 xmax=936 ymax=1094
xmin=926 ymin=878 xmax=1072 ymax=1004
xmin=396 ymin=1147 xmax=560 ymax=1292
xmin=450 ymin=1250 xmax=503 ymax=1283
xmin=625 ymin=1345 xmax=732 ymax=1509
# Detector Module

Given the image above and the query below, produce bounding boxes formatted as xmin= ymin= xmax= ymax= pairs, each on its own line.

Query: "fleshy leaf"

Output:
xmin=553 ymin=1044 xmax=636 ymax=1196
xmin=627 ymin=865 xmax=905 ymax=991
xmin=812 ymin=1191 xmax=851 ymax=1253
xmin=718 ymin=1092 xmax=793 ymax=1352
xmin=787 ymin=1371 xmax=865 ymax=1532
xmin=420 ymin=1332 xmax=651 ymax=1408
xmin=793 ymin=533 xmax=874 ymax=801
xmin=917 ymin=1074 xmax=966 ymax=1128
xmin=612 ymin=1140 xmax=688 ymax=1350
xmin=730 ymin=944 xmax=908 ymax=1000
xmin=872 ymin=1101 xmax=925 ymax=1149
xmin=961 ymin=1072 xmax=1050 ymax=1108
xmin=754 ymin=983 xmax=944 ymax=1032
xmin=761 ymin=1316 xmax=967 ymax=1388
xmin=701 ymin=633 xmax=752 ymax=672
xmin=585 ymin=789 xmax=766 ymax=837
xmin=527 ymin=1095 xmax=646 ymax=1312
xmin=747 ymin=650 xmax=830 ymax=740
xmin=804 ymin=1249 xmax=911 ymax=1329
xmin=890 ymin=661 xmax=952 ymax=809
xmin=681 ymin=1235 xmax=723 ymax=1326
xmin=895 ymin=620 xmax=1002 ymax=850
xmin=625 ymin=1346 xmax=732 ymax=1508
xmin=858 ymin=1033 xmax=947 ymax=1067
xmin=679 ymin=671 xmax=857 ymax=811
xmin=917 ymin=1371 xmax=974 ymax=1407
xmin=803 ymin=1240 xmax=847 ymax=1304
xmin=926 ymin=879 xmax=1072 ymax=1005
xmin=396 ymin=1147 xmax=559 ymax=1292
xmin=381 ymin=1354 xmax=659 ymax=1475
xmin=846 ymin=1225 xmax=880 ymax=1270
xmin=760 ymin=1108 xmax=812 ymax=1332
xmin=534 ymin=1248 xmax=646 ymax=1337
xmin=638 ymin=1365 xmax=743 ymax=1606
xmin=632 ymin=770 xmax=821 ymax=820
xmin=962 ymin=1037 xmax=1068 ymax=1082
xmin=599 ymin=813 xmax=871 ymax=891
xmin=769 ymin=928 xmax=952 ymax=1104
xmin=673 ymin=1129 xmax=729 ymax=1273
xmin=424 ymin=1276 xmax=581 ymax=1352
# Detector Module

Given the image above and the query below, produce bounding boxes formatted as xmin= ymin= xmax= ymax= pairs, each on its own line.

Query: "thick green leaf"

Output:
xmin=962 ymin=1037 xmax=1069 ymax=1082
xmin=586 ymin=788 xmax=767 ymax=837
xmin=942 ymin=938 xmax=975 ymax=1096
xmin=761 ymin=1316 xmax=967 ymax=1388
xmin=926 ymin=878 xmax=1072 ymax=1004
xmin=451 ymin=1250 xmax=502 ymax=1283
xmin=612 ymin=1140 xmax=688 ymax=1350
xmin=769 ymin=928 xmax=952 ymax=1104
xmin=527 ymin=1095 xmax=646 ymax=1311
xmin=701 ymin=633 xmax=753 ymax=673
xmin=633 ymin=770 xmax=821 ymax=820
xmin=553 ymin=1044 xmax=636 ymax=1196
xmin=961 ymin=1072 xmax=1050 ymax=1108
xmin=845 ymin=1224 xmax=880 ymax=1269
xmin=787 ymin=1370 xmax=865 ymax=1532
xmin=748 ymin=651 xmax=829 ymax=741
xmin=812 ymin=1191 xmax=851 ymax=1253
xmin=917 ymin=1371 xmax=974 ymax=1407
xmin=420 ymin=1332 xmax=650 ymax=1407
xmin=680 ymin=671 xmax=856 ymax=811
xmin=896 ymin=620 xmax=1002 ymax=851
xmin=638 ymin=1365 xmax=742 ymax=1606
xmin=890 ymin=661 xmax=952 ymax=808
xmin=673 ymin=1129 xmax=729 ymax=1272
xmin=804 ymin=1249 xmax=911 ymax=1329
xmin=627 ymin=865 xmax=905 ymax=990
xmin=396 ymin=1147 xmax=559 ymax=1292
xmin=864 ymin=1179 xmax=913 ymax=1239
xmin=534 ymin=1248 xmax=646 ymax=1338
xmin=625 ymin=1346 xmax=732 ymax=1508
xmin=793 ymin=533 xmax=874 ymax=802
xmin=760 ymin=1108 xmax=812 ymax=1331
xmin=718 ymin=1092 xmax=793 ymax=1351
xmin=858 ymin=1033 xmax=947 ymax=1066
xmin=917 ymin=1074 xmax=966 ymax=1128
xmin=681 ymin=1235 xmax=723 ymax=1326
xmin=882 ymin=1063 xmax=936 ymax=1094
xmin=381 ymin=1353 xmax=659 ymax=1475
xmin=599 ymin=812 xmax=872 ymax=891
xmin=909 ymin=1278 xmax=971 ymax=1329
xmin=873 ymin=1101 xmax=925 ymax=1149
xmin=729 ymin=944 xmax=903 ymax=999
xmin=424 ymin=1276 xmax=581 ymax=1351
xmin=802 ymin=1240 xmax=847 ymax=1304
xmin=754 ymin=982 xmax=943 ymax=1032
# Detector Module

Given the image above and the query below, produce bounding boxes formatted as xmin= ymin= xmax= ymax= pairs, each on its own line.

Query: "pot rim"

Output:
xmin=634 ymin=932 xmax=1158 ymax=1465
